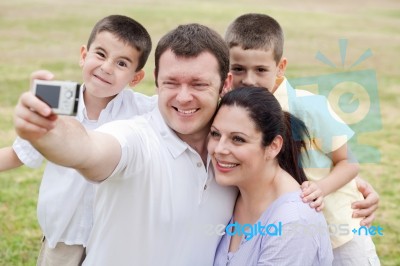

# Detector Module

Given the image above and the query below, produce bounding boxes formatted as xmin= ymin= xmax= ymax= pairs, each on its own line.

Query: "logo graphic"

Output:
xmin=352 ymin=225 xmax=384 ymax=236
xmin=288 ymin=39 xmax=382 ymax=163
xmin=225 ymin=221 xmax=282 ymax=240
xmin=202 ymin=222 xmax=384 ymax=238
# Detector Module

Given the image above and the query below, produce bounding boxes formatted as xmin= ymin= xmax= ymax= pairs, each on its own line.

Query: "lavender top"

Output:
xmin=213 ymin=190 xmax=333 ymax=266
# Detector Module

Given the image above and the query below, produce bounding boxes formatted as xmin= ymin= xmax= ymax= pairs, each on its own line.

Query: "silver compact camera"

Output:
xmin=32 ymin=79 xmax=80 ymax=116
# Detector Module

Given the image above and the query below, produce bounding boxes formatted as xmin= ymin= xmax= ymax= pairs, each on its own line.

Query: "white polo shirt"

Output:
xmin=13 ymin=86 xmax=157 ymax=248
xmin=84 ymin=107 xmax=237 ymax=266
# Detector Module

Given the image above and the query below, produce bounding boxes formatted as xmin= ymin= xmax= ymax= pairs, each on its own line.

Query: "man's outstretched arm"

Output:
xmin=14 ymin=90 xmax=120 ymax=182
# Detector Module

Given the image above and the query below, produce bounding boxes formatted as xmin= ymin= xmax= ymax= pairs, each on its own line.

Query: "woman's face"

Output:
xmin=208 ymin=105 xmax=267 ymax=187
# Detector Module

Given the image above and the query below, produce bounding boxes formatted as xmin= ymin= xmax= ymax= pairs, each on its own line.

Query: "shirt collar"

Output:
xmin=76 ymin=84 xmax=128 ymax=123
xmin=149 ymin=107 xmax=188 ymax=159
xmin=76 ymin=84 xmax=86 ymax=122
xmin=273 ymin=77 xmax=297 ymax=112
xmin=273 ymin=77 xmax=289 ymax=99
xmin=149 ymin=107 xmax=212 ymax=167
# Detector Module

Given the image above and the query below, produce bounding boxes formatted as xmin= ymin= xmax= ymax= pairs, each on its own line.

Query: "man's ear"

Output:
xmin=79 ymin=45 xmax=87 ymax=67
xmin=220 ymin=87 xmax=231 ymax=98
xmin=264 ymin=135 xmax=283 ymax=160
xmin=220 ymin=72 xmax=233 ymax=98
xmin=129 ymin=70 xmax=145 ymax=87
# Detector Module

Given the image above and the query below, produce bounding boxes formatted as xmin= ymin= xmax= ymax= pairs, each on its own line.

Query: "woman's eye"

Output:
xmin=210 ymin=130 xmax=220 ymax=138
xmin=232 ymin=136 xmax=245 ymax=143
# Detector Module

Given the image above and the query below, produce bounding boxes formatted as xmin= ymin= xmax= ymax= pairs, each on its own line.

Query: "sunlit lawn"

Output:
xmin=1 ymin=0 xmax=399 ymax=265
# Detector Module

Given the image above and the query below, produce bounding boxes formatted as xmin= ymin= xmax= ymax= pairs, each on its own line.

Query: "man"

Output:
xmin=14 ymin=23 xmax=236 ymax=266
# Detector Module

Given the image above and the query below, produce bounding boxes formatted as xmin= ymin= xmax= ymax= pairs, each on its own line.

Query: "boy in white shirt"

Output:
xmin=0 ymin=14 xmax=156 ymax=265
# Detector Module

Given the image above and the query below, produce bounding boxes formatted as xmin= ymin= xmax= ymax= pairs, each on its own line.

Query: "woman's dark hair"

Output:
xmin=218 ymin=87 xmax=310 ymax=184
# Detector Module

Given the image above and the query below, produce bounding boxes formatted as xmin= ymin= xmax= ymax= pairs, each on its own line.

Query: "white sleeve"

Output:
xmin=12 ymin=137 xmax=44 ymax=168
xmin=133 ymin=92 xmax=158 ymax=114
xmin=96 ymin=116 xmax=155 ymax=181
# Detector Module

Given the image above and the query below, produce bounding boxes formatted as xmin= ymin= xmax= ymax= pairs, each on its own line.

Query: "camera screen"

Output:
xmin=36 ymin=84 xmax=60 ymax=108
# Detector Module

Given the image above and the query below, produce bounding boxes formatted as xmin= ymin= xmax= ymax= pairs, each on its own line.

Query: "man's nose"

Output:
xmin=176 ymin=86 xmax=193 ymax=103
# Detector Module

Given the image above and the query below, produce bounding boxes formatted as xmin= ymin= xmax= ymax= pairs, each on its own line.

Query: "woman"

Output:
xmin=209 ymin=87 xmax=333 ymax=265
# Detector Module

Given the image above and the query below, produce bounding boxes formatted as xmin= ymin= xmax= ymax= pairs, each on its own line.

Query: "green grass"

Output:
xmin=1 ymin=0 xmax=399 ymax=265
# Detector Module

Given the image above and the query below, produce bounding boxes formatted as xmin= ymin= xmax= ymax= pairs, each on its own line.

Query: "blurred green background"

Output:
xmin=1 ymin=0 xmax=399 ymax=265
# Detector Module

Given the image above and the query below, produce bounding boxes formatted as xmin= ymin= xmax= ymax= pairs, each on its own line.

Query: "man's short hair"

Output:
xmin=154 ymin=23 xmax=229 ymax=88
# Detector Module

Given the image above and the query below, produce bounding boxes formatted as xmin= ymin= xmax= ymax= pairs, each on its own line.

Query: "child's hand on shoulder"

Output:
xmin=301 ymin=181 xmax=324 ymax=212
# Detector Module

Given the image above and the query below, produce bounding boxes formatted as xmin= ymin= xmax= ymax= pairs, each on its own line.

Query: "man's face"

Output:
xmin=229 ymin=46 xmax=282 ymax=93
xmin=156 ymin=50 xmax=229 ymax=141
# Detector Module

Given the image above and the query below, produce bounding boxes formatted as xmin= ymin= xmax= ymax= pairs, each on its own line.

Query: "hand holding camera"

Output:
xmin=32 ymin=79 xmax=80 ymax=116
